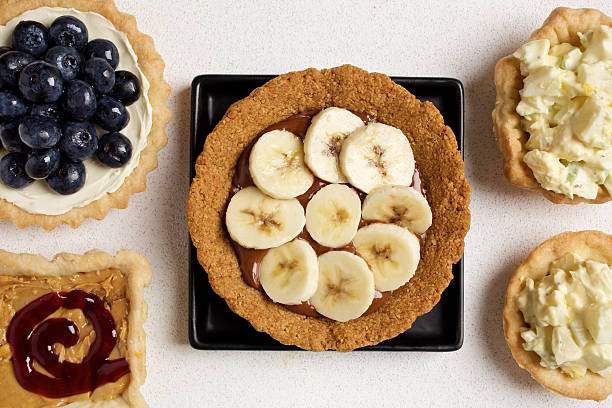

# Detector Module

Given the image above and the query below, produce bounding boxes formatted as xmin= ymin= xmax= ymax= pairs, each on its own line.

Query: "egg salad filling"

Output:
xmin=513 ymin=25 xmax=611 ymax=199
xmin=517 ymin=253 xmax=612 ymax=378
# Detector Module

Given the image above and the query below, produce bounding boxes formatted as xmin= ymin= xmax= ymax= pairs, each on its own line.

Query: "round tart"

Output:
xmin=0 ymin=0 xmax=171 ymax=229
xmin=503 ymin=231 xmax=612 ymax=401
xmin=493 ymin=7 xmax=611 ymax=204
xmin=188 ymin=65 xmax=470 ymax=351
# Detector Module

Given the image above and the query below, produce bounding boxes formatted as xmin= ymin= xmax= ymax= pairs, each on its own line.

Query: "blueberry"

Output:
xmin=0 ymin=121 xmax=28 ymax=153
xmin=49 ymin=16 xmax=88 ymax=50
xmin=0 ymin=90 xmax=28 ymax=120
xmin=45 ymin=46 xmax=81 ymax=81
xmin=12 ymin=21 xmax=48 ymax=57
xmin=94 ymin=96 xmax=129 ymax=132
xmin=83 ymin=39 xmax=119 ymax=69
xmin=25 ymin=147 xmax=61 ymax=179
xmin=0 ymin=47 xmax=10 ymax=88
xmin=31 ymin=103 xmax=61 ymax=120
xmin=18 ymin=115 xmax=62 ymax=149
xmin=61 ymin=80 xmax=96 ymax=121
xmin=96 ymin=132 xmax=132 ymax=168
xmin=0 ymin=152 xmax=33 ymax=188
xmin=0 ymin=51 xmax=35 ymax=87
xmin=60 ymin=121 xmax=98 ymax=160
xmin=47 ymin=159 xmax=85 ymax=195
xmin=83 ymin=57 xmax=115 ymax=95
xmin=111 ymin=71 xmax=141 ymax=106
xmin=18 ymin=61 xmax=64 ymax=103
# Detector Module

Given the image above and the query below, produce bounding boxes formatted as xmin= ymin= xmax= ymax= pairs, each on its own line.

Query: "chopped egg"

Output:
xmin=513 ymin=25 xmax=612 ymax=199
xmin=518 ymin=253 xmax=612 ymax=378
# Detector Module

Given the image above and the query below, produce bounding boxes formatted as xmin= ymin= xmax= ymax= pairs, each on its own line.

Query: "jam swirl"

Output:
xmin=6 ymin=290 xmax=129 ymax=398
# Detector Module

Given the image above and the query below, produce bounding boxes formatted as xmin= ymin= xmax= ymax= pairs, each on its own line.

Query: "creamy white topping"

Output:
xmin=0 ymin=7 xmax=152 ymax=215
xmin=513 ymin=25 xmax=612 ymax=199
xmin=518 ymin=253 xmax=612 ymax=378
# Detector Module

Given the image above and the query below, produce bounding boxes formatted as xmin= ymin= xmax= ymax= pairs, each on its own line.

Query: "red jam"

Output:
xmin=6 ymin=290 xmax=129 ymax=398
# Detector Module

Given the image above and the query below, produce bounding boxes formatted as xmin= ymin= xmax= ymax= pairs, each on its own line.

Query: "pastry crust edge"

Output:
xmin=503 ymin=230 xmax=612 ymax=401
xmin=0 ymin=0 xmax=172 ymax=230
xmin=0 ymin=249 xmax=152 ymax=408
xmin=492 ymin=7 xmax=612 ymax=205
xmin=187 ymin=64 xmax=471 ymax=351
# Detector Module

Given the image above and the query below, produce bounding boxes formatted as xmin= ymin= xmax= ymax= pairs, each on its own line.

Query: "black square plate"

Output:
xmin=189 ymin=74 xmax=464 ymax=351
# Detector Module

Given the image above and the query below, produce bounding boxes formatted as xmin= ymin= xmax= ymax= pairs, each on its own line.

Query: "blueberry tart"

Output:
xmin=188 ymin=65 xmax=470 ymax=351
xmin=493 ymin=7 xmax=611 ymax=204
xmin=0 ymin=0 xmax=170 ymax=229
xmin=0 ymin=249 xmax=151 ymax=408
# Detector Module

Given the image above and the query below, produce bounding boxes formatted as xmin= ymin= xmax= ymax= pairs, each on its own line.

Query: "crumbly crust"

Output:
xmin=0 ymin=249 xmax=152 ymax=408
xmin=0 ymin=0 xmax=172 ymax=229
xmin=187 ymin=65 xmax=471 ymax=351
xmin=492 ymin=7 xmax=612 ymax=205
xmin=503 ymin=231 xmax=612 ymax=401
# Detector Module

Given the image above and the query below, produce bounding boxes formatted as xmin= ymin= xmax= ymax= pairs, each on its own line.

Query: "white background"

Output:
xmin=3 ymin=1 xmax=611 ymax=407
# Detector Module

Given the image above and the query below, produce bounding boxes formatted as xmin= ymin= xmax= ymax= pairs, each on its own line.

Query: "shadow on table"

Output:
xmin=164 ymin=85 xmax=191 ymax=345
xmin=462 ymin=45 xmax=534 ymax=206
xmin=480 ymin=252 xmax=541 ymax=392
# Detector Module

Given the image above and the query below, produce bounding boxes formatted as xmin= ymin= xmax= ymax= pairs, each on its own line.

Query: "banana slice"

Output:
xmin=303 ymin=107 xmax=365 ymax=183
xmin=309 ymin=251 xmax=375 ymax=322
xmin=259 ymin=239 xmax=319 ymax=305
xmin=249 ymin=130 xmax=314 ymax=199
xmin=225 ymin=186 xmax=305 ymax=249
xmin=305 ymin=184 xmax=361 ymax=248
xmin=339 ymin=122 xmax=415 ymax=193
xmin=353 ymin=223 xmax=420 ymax=291
xmin=362 ymin=185 xmax=432 ymax=234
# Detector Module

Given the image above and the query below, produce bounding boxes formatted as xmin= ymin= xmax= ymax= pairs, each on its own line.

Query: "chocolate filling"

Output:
xmin=229 ymin=110 xmax=424 ymax=318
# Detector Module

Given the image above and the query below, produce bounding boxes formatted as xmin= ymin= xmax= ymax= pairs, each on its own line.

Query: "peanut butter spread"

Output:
xmin=0 ymin=269 xmax=129 ymax=408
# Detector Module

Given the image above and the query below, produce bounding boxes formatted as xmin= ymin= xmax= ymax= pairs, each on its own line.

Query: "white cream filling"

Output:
xmin=0 ymin=7 xmax=152 ymax=215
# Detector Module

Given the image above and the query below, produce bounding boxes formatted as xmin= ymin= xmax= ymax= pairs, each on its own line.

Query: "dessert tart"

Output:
xmin=188 ymin=65 xmax=470 ymax=351
xmin=503 ymin=231 xmax=612 ymax=401
xmin=0 ymin=0 xmax=171 ymax=229
xmin=0 ymin=249 xmax=152 ymax=408
xmin=493 ymin=7 xmax=611 ymax=204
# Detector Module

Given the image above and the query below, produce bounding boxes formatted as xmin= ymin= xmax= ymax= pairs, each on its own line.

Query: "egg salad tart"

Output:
xmin=504 ymin=231 xmax=612 ymax=401
xmin=493 ymin=7 xmax=611 ymax=204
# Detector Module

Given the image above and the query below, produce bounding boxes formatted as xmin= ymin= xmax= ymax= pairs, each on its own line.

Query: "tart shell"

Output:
xmin=0 ymin=249 xmax=152 ymax=408
xmin=492 ymin=7 xmax=612 ymax=205
xmin=0 ymin=0 xmax=172 ymax=230
xmin=188 ymin=65 xmax=471 ymax=351
xmin=503 ymin=230 xmax=612 ymax=401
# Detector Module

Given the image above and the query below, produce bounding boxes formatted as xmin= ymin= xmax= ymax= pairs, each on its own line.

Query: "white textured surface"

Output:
xmin=1 ymin=1 xmax=611 ymax=407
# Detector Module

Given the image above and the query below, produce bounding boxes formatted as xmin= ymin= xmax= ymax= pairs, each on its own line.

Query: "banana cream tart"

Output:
xmin=188 ymin=65 xmax=470 ymax=351
xmin=226 ymin=108 xmax=429 ymax=321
